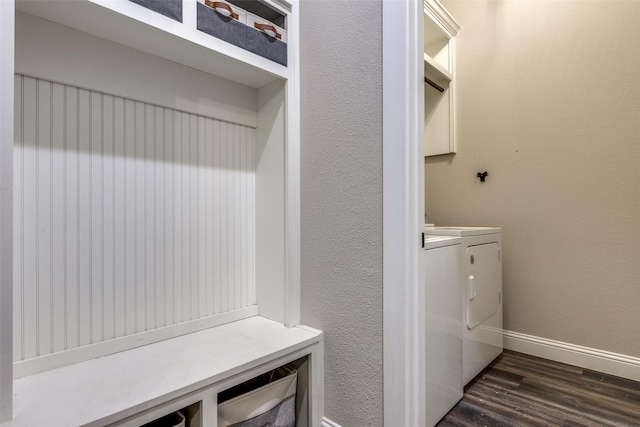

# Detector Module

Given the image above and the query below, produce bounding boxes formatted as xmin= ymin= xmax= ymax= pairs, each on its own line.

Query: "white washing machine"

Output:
xmin=424 ymin=226 xmax=503 ymax=385
xmin=422 ymin=235 xmax=463 ymax=426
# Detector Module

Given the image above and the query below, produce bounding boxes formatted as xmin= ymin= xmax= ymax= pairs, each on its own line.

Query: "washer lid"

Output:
xmin=423 ymin=235 xmax=460 ymax=250
xmin=424 ymin=226 xmax=502 ymax=236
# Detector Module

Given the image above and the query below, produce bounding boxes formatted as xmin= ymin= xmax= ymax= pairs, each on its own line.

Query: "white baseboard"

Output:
xmin=321 ymin=334 xmax=639 ymax=427
xmin=322 ymin=417 xmax=342 ymax=427
xmin=503 ymin=330 xmax=640 ymax=382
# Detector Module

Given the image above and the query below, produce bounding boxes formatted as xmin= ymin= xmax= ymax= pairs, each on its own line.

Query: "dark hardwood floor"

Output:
xmin=437 ymin=350 xmax=640 ymax=427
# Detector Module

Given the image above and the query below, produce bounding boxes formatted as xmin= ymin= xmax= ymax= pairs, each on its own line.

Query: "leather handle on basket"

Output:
xmin=254 ymin=22 xmax=282 ymax=40
xmin=206 ymin=1 xmax=239 ymax=20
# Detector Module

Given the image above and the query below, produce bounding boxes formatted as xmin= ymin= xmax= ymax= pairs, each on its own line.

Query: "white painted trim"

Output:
xmin=321 ymin=417 xmax=342 ymax=427
xmin=259 ymin=0 xmax=292 ymax=17
xmin=285 ymin=0 xmax=301 ymax=328
xmin=448 ymin=36 xmax=457 ymax=154
xmin=504 ymin=330 xmax=640 ymax=383
xmin=289 ymin=326 xmax=323 ymax=427
xmin=309 ymin=332 xmax=325 ymax=427
xmin=0 ymin=0 xmax=14 ymax=421
xmin=383 ymin=0 xmax=424 ymax=426
xmin=424 ymin=0 xmax=460 ymax=39
xmin=256 ymin=81 xmax=287 ymax=325
xmin=16 ymin=0 xmax=288 ymax=89
xmin=14 ymin=307 xmax=259 ymax=378
xmin=295 ymin=324 xmax=323 ymax=336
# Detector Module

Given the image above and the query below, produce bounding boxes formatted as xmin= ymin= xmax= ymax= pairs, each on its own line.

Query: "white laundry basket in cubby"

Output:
xmin=217 ymin=365 xmax=297 ymax=427
xmin=141 ymin=410 xmax=186 ymax=427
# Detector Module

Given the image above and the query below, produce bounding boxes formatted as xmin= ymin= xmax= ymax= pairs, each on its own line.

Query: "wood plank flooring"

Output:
xmin=437 ymin=350 xmax=640 ymax=427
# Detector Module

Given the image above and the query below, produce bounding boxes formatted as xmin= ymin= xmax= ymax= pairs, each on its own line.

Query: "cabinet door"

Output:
xmin=465 ymin=243 xmax=500 ymax=330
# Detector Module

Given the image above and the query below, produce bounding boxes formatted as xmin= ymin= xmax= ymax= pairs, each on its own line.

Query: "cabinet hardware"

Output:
xmin=206 ymin=0 xmax=239 ymax=20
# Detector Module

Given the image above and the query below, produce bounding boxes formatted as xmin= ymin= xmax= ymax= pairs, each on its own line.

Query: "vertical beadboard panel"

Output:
xmin=90 ymin=91 xmax=103 ymax=344
xmin=77 ymin=88 xmax=91 ymax=348
xmin=241 ymin=126 xmax=250 ymax=308
xmin=220 ymin=122 xmax=229 ymax=314
xmin=13 ymin=75 xmax=23 ymax=362
xmin=172 ymin=111 xmax=183 ymax=324
xmin=14 ymin=75 xmax=257 ymax=362
xmin=102 ymin=94 xmax=115 ymax=342
xmin=226 ymin=123 xmax=234 ymax=310
xmin=36 ymin=79 xmax=52 ymax=357
xmin=21 ymin=76 xmax=37 ymax=360
xmin=154 ymin=106 xmax=165 ymax=328
xmin=134 ymin=100 xmax=145 ymax=333
xmin=64 ymin=85 xmax=79 ymax=351
xmin=196 ymin=116 xmax=204 ymax=318
xmin=239 ymin=125 xmax=247 ymax=309
xmin=233 ymin=124 xmax=240 ymax=310
xmin=247 ymin=127 xmax=256 ymax=306
xmin=212 ymin=120 xmax=222 ymax=315
xmin=144 ymin=103 xmax=155 ymax=331
xmin=123 ymin=98 xmax=137 ymax=337
xmin=240 ymin=126 xmax=247 ymax=309
xmin=250 ymin=127 xmax=256 ymax=305
xmin=50 ymin=82 xmax=65 ymax=354
xmin=204 ymin=118 xmax=214 ymax=317
xmin=189 ymin=114 xmax=198 ymax=320
xmin=113 ymin=96 xmax=126 ymax=339
xmin=197 ymin=116 xmax=207 ymax=319
xmin=164 ymin=108 xmax=175 ymax=327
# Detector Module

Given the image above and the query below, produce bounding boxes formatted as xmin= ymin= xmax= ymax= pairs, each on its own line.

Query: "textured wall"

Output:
xmin=427 ymin=1 xmax=640 ymax=356
xmin=299 ymin=0 xmax=383 ymax=425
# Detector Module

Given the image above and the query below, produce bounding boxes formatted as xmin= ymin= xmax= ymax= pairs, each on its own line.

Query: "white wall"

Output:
xmin=13 ymin=12 xmax=264 ymax=375
xmin=299 ymin=0 xmax=383 ymax=425
xmin=427 ymin=0 xmax=640 ymax=357
xmin=13 ymin=74 xmax=257 ymax=364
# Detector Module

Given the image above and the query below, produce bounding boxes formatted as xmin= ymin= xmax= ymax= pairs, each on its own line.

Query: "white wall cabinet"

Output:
xmin=424 ymin=0 xmax=460 ymax=157
xmin=0 ymin=0 xmax=322 ymax=425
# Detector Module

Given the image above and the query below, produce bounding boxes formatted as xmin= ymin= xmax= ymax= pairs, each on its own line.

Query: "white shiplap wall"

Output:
xmin=13 ymin=74 xmax=256 ymax=363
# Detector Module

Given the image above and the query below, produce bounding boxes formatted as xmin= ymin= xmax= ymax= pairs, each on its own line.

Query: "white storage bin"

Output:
xmin=197 ymin=0 xmax=248 ymax=49
xmin=129 ymin=0 xmax=183 ymax=22
xmin=218 ymin=366 xmax=297 ymax=427
xmin=246 ymin=12 xmax=287 ymax=66
xmin=201 ymin=0 xmax=247 ymax=23
xmin=141 ymin=411 xmax=186 ymax=427
xmin=197 ymin=0 xmax=287 ymax=66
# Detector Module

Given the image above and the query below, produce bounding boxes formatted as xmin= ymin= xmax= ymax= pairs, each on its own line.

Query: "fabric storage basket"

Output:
xmin=197 ymin=0 xmax=248 ymax=49
xmin=141 ymin=411 xmax=186 ymax=427
xmin=129 ymin=0 xmax=183 ymax=22
xmin=246 ymin=12 xmax=287 ymax=66
xmin=218 ymin=365 xmax=297 ymax=427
